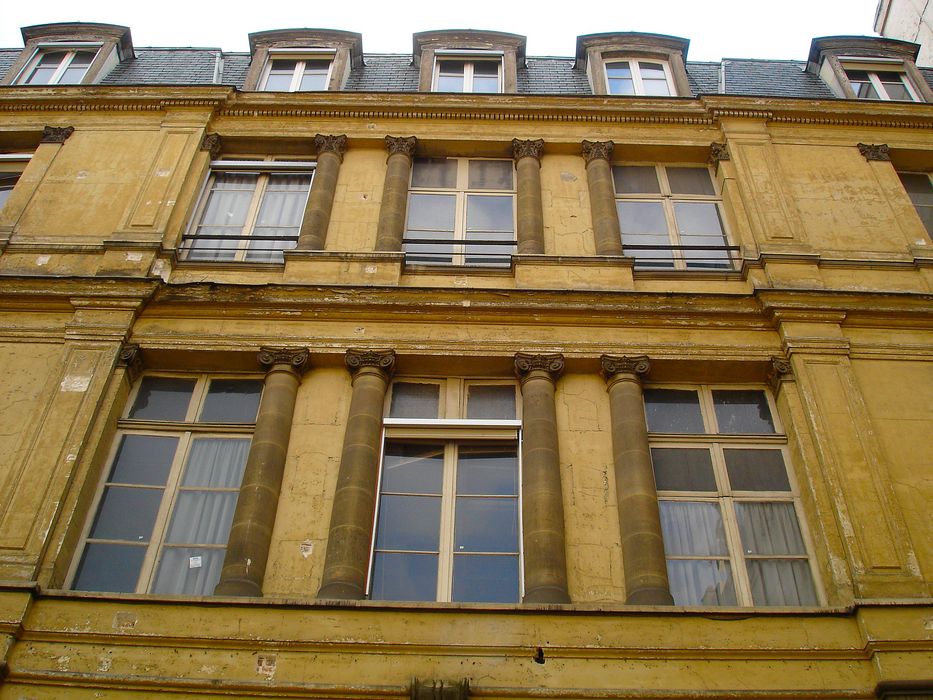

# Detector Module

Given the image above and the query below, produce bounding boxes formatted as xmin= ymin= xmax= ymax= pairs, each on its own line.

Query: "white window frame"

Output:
xmin=182 ymin=158 xmax=314 ymax=263
xmin=604 ymin=58 xmax=675 ymax=96
xmin=613 ymin=163 xmax=734 ymax=270
xmin=68 ymin=373 xmax=263 ymax=595
xmin=0 ymin=153 xmax=32 ymax=213
xmin=432 ymin=50 xmax=504 ymax=93
xmin=367 ymin=378 xmax=523 ymax=603
xmin=646 ymin=384 xmax=822 ymax=607
xmin=840 ymin=58 xmax=921 ymax=101
xmin=259 ymin=49 xmax=335 ymax=92
xmin=15 ymin=43 xmax=101 ymax=85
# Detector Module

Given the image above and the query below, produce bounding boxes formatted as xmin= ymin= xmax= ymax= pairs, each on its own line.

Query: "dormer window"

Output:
xmin=244 ymin=29 xmax=362 ymax=92
xmin=18 ymin=47 xmax=98 ymax=85
xmin=843 ymin=65 xmax=919 ymax=101
xmin=260 ymin=52 xmax=333 ymax=91
xmin=434 ymin=53 xmax=502 ymax=93
xmin=414 ymin=30 xmax=525 ymax=94
xmin=575 ymin=33 xmax=691 ymax=97
xmin=606 ymin=59 xmax=673 ymax=96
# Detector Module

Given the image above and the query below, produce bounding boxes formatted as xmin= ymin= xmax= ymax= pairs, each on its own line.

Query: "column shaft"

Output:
xmin=512 ymin=139 xmax=545 ymax=255
xmin=583 ymin=141 xmax=624 ymax=256
xmin=297 ymin=135 xmax=347 ymax=251
xmin=375 ymin=136 xmax=417 ymax=251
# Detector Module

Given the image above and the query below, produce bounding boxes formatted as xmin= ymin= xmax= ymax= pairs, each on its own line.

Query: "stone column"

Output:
xmin=296 ymin=134 xmax=347 ymax=251
xmin=512 ymin=138 xmax=545 ymax=255
xmin=375 ymin=136 xmax=418 ymax=252
xmin=582 ymin=140 xmax=624 ymax=256
xmin=514 ymin=352 xmax=571 ymax=604
xmin=318 ymin=349 xmax=396 ymax=599
xmin=215 ymin=347 xmax=309 ymax=597
xmin=601 ymin=354 xmax=673 ymax=605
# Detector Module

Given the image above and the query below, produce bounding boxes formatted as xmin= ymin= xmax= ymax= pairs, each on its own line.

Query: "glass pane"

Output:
xmin=109 ymin=434 xmax=178 ymax=485
xmin=199 ymin=379 xmax=263 ymax=423
xmin=642 ymin=77 xmax=671 ymax=96
xmin=724 ymin=449 xmax=790 ymax=491
xmin=667 ymin=559 xmax=736 ymax=606
xmin=638 ymin=62 xmax=666 ymax=80
xmin=898 ymin=173 xmax=933 ymax=205
xmin=607 ymin=63 xmax=635 ymax=95
xmin=735 ymin=502 xmax=806 ymax=555
xmin=617 ymin=201 xmax=667 ymax=233
xmin=452 ymin=554 xmax=520 ymax=602
xmin=439 ymin=60 xmax=465 ymax=75
xmin=466 ymin=385 xmax=516 ymax=420
xmin=406 ymin=193 xmax=456 ymax=230
xmin=90 ymin=486 xmax=163 ymax=541
xmin=746 ymin=559 xmax=817 ymax=606
xmin=72 ymin=543 xmax=146 ymax=593
xmin=659 ymin=501 xmax=728 ymax=556
xmin=667 ymin=168 xmax=715 ymax=195
xmin=437 ymin=74 xmax=466 ymax=91
xmin=263 ymin=73 xmax=294 ymax=91
xmin=644 ymin=389 xmax=704 ymax=433
xmin=389 ymin=382 xmax=440 ymax=419
xmin=412 ymin=159 xmax=457 ymax=188
xmin=455 ymin=497 xmax=518 ymax=552
xmin=375 ymin=494 xmax=441 ymax=550
xmin=25 ymin=51 xmax=66 ymax=84
xmin=129 ymin=377 xmax=196 ymax=421
xmin=469 ymin=161 xmax=512 ymax=190
xmin=466 ymin=195 xmax=513 ymax=232
xmin=299 ymin=60 xmax=331 ymax=91
xmin=613 ymin=166 xmax=661 ymax=194
xmin=674 ymin=202 xmax=724 ymax=235
xmin=639 ymin=62 xmax=671 ymax=96
xmin=151 ymin=547 xmax=225 ymax=595
xmin=382 ymin=442 xmax=444 ymax=494
xmin=650 ymin=448 xmax=716 ymax=492
xmin=370 ymin=552 xmax=438 ymax=601
xmin=712 ymin=390 xmax=775 ymax=433
xmin=473 ymin=76 xmax=500 ymax=93
xmin=881 ymin=80 xmax=912 ymax=101
xmin=165 ymin=492 xmax=239 ymax=545
xmin=181 ymin=437 xmax=250 ymax=488
xmin=457 ymin=446 xmax=518 ymax=495
xmin=473 ymin=61 xmax=499 ymax=76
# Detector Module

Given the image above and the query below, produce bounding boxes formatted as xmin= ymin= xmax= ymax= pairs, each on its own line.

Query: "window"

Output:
xmin=0 ymin=154 xmax=31 ymax=212
xmin=260 ymin=54 xmax=333 ymax=91
xmin=898 ymin=172 xmax=933 ymax=236
xmin=433 ymin=56 xmax=502 ymax=93
xmin=844 ymin=66 xmax=919 ymax=101
xmin=70 ymin=375 xmax=263 ymax=595
xmin=17 ymin=47 xmax=98 ymax=85
xmin=605 ymin=59 xmax=673 ymax=96
xmin=182 ymin=159 xmax=313 ymax=263
xmin=613 ymin=164 xmax=733 ymax=270
xmin=370 ymin=378 xmax=521 ymax=603
xmin=645 ymin=386 xmax=818 ymax=607
xmin=404 ymin=158 xmax=515 ymax=267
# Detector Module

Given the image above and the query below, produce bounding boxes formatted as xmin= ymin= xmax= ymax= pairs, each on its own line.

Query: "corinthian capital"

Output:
xmin=600 ymin=354 xmax=650 ymax=381
xmin=512 ymin=138 xmax=544 ymax=162
xmin=259 ymin=347 xmax=310 ymax=374
xmin=345 ymin=348 xmax=396 ymax=376
xmin=514 ymin=352 xmax=565 ymax=382
xmin=857 ymin=143 xmax=890 ymax=162
xmin=42 ymin=126 xmax=75 ymax=144
xmin=582 ymin=140 xmax=614 ymax=164
xmin=385 ymin=135 xmax=418 ymax=157
xmin=315 ymin=134 xmax=348 ymax=160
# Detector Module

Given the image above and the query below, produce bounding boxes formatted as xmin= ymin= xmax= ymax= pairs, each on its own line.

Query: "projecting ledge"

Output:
xmin=282 ymin=251 xmax=404 ymax=285
xmin=513 ymin=255 xmax=634 ymax=290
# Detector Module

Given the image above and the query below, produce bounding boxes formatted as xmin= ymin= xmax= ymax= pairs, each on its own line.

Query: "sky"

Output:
xmin=2 ymin=0 xmax=883 ymax=61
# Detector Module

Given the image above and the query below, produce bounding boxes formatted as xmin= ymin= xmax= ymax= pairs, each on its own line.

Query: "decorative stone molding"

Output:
xmin=385 ymin=135 xmax=418 ymax=158
xmin=857 ymin=143 xmax=891 ymax=162
xmin=345 ymin=348 xmax=396 ymax=375
xmin=315 ymin=134 xmax=348 ymax=161
xmin=709 ymin=142 xmax=731 ymax=163
xmin=582 ymin=140 xmax=614 ymax=164
xmin=258 ymin=347 xmax=310 ymax=373
xmin=768 ymin=355 xmax=794 ymax=392
xmin=410 ymin=678 xmax=471 ymax=700
xmin=600 ymin=354 xmax=650 ymax=379
xmin=512 ymin=138 xmax=544 ymax=162
xmin=41 ymin=126 xmax=74 ymax=144
xmin=200 ymin=133 xmax=222 ymax=159
xmin=116 ymin=342 xmax=143 ymax=382
xmin=514 ymin=352 xmax=565 ymax=381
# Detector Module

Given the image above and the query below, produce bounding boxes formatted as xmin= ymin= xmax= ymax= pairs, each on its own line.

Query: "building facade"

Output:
xmin=0 ymin=21 xmax=931 ymax=699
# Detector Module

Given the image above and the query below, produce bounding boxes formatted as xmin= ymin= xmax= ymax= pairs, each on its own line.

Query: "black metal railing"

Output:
xmin=179 ymin=233 xmax=299 ymax=263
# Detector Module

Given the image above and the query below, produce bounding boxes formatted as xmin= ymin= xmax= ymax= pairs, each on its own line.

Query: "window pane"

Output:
xmin=644 ymin=389 xmax=704 ymax=433
xmin=25 ymin=51 xmax=66 ymax=84
xmin=181 ymin=437 xmax=250 ymax=488
xmin=406 ymin=193 xmax=456 ymax=230
xmin=735 ymin=502 xmax=806 ymax=555
xmin=466 ymin=385 xmax=516 ymax=420
xmin=108 ymin=434 xmax=178 ymax=486
xmin=466 ymin=195 xmax=513 ymax=232
xmin=667 ymin=559 xmax=736 ymax=606
xmin=473 ymin=61 xmax=499 ymax=76
xmin=389 ymin=382 xmax=440 ymax=419
xmin=375 ymin=494 xmax=441 ymax=550
xmin=129 ymin=377 xmax=196 ymax=421
xmin=151 ymin=547 xmax=225 ymax=595
xmin=89 ymin=486 xmax=163 ymax=541
xmin=667 ymin=167 xmax=716 ymax=195
xmin=659 ymin=501 xmax=728 ymax=556
xmin=457 ymin=446 xmax=518 ymax=495
xmin=59 ymin=51 xmax=94 ymax=84
xmin=724 ymin=449 xmax=790 ymax=492
xmin=472 ymin=75 xmax=500 ymax=93
xmin=165 ymin=492 xmax=239 ymax=545
xmin=469 ymin=160 xmax=512 ymax=190
xmin=452 ymin=554 xmax=520 ymax=602
xmin=650 ymin=448 xmax=716 ymax=492
xmin=199 ymin=379 xmax=263 ymax=423
xmin=746 ymin=559 xmax=817 ymax=606
xmin=674 ymin=202 xmax=724 ymax=235
xmin=263 ymin=72 xmax=294 ymax=91
xmin=617 ymin=201 xmax=667 ymax=233
xmin=613 ymin=166 xmax=661 ymax=194
xmin=299 ymin=60 xmax=331 ymax=91
xmin=898 ymin=173 xmax=933 ymax=206
xmin=437 ymin=74 xmax=466 ymax=92
xmin=639 ymin=62 xmax=671 ymax=96
xmin=712 ymin=390 xmax=775 ymax=433
xmin=0 ymin=172 xmax=20 ymax=211
xmin=607 ymin=62 xmax=635 ymax=95
xmin=438 ymin=60 xmax=465 ymax=75
xmin=455 ymin=498 xmax=518 ymax=552
xmin=370 ymin=552 xmax=438 ymax=601
xmin=381 ymin=442 xmax=444 ymax=494
xmin=881 ymin=80 xmax=912 ymax=101
xmin=72 ymin=543 xmax=146 ymax=593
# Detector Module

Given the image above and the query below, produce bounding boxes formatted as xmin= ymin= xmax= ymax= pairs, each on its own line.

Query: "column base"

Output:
xmin=625 ymin=587 xmax=674 ymax=605
xmin=317 ymin=580 xmax=366 ymax=600
xmin=213 ymin=578 xmax=262 ymax=597
xmin=522 ymin=586 xmax=571 ymax=604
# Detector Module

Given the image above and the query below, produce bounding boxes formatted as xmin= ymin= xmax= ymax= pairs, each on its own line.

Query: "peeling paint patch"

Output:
xmin=156 ymin=168 xmax=171 ymax=177
xmin=36 ymin=255 xmax=50 ymax=266
xmin=113 ymin=612 xmax=137 ymax=630
xmin=299 ymin=540 xmax=313 ymax=558
xmin=61 ymin=375 xmax=91 ymax=392
xmin=924 ymin=617 xmax=933 ymax=631
xmin=560 ymin=172 xmax=578 ymax=182
xmin=56 ymin=655 xmax=70 ymax=671
xmin=364 ymin=265 xmax=377 ymax=274
xmin=98 ymin=656 xmax=112 ymax=672
xmin=256 ymin=654 xmax=276 ymax=678
xmin=125 ymin=252 xmax=143 ymax=262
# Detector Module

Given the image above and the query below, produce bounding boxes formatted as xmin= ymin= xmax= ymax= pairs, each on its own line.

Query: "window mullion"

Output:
xmin=867 ymin=72 xmax=887 ymax=100
xmin=289 ymin=61 xmax=304 ymax=92
xmin=437 ymin=442 xmax=458 ymax=602
xmin=631 ymin=60 xmax=646 ymax=95
xmin=238 ymin=174 xmax=269 ymax=261
xmin=49 ymin=52 xmax=74 ymax=84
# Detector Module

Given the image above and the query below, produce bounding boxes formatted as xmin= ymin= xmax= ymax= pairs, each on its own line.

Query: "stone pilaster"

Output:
xmin=601 ymin=354 xmax=673 ymax=605
xmin=512 ymin=139 xmax=546 ymax=255
xmin=514 ymin=352 xmax=571 ymax=604
xmin=214 ymin=347 xmax=309 ymax=597
xmin=582 ymin=140 xmax=624 ymax=256
xmin=296 ymin=134 xmax=348 ymax=250
xmin=318 ymin=349 xmax=396 ymax=599
xmin=375 ymin=136 xmax=418 ymax=251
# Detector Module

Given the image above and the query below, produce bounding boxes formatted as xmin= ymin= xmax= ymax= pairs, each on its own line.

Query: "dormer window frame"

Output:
xmin=432 ymin=49 xmax=504 ymax=94
xmin=14 ymin=42 xmax=103 ymax=85
xmin=838 ymin=57 xmax=921 ymax=102
xmin=575 ymin=33 xmax=692 ymax=98
xmin=603 ymin=57 xmax=676 ymax=97
xmin=259 ymin=48 xmax=336 ymax=92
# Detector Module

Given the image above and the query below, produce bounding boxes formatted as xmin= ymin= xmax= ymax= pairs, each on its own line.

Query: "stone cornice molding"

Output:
xmin=314 ymin=134 xmax=348 ymax=160
xmin=345 ymin=348 xmax=396 ymax=377
xmin=512 ymin=138 xmax=544 ymax=162
xmin=259 ymin=347 xmax=310 ymax=374
xmin=41 ymin=126 xmax=74 ymax=144
xmin=581 ymin=140 xmax=614 ymax=164
xmin=600 ymin=354 xmax=650 ymax=381
xmin=514 ymin=352 xmax=565 ymax=383
xmin=385 ymin=135 xmax=417 ymax=158
xmin=857 ymin=142 xmax=891 ymax=162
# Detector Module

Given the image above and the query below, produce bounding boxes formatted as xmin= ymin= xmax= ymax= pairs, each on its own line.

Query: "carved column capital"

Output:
xmin=200 ymin=133 xmax=222 ymax=159
xmin=41 ymin=126 xmax=75 ymax=144
xmin=315 ymin=134 xmax=348 ymax=161
xmin=857 ymin=143 xmax=890 ymax=162
xmin=514 ymin=352 xmax=564 ymax=383
xmin=512 ymin=138 xmax=544 ymax=162
xmin=709 ymin=142 xmax=731 ymax=164
xmin=768 ymin=355 xmax=794 ymax=393
xmin=258 ymin=347 xmax=310 ymax=374
xmin=345 ymin=348 xmax=396 ymax=377
xmin=117 ymin=342 xmax=143 ymax=382
xmin=581 ymin=140 xmax=614 ymax=164
xmin=385 ymin=135 xmax=417 ymax=158
xmin=600 ymin=354 xmax=650 ymax=381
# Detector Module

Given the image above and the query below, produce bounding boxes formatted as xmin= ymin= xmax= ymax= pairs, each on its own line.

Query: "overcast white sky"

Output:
xmin=3 ymin=0 xmax=883 ymax=61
